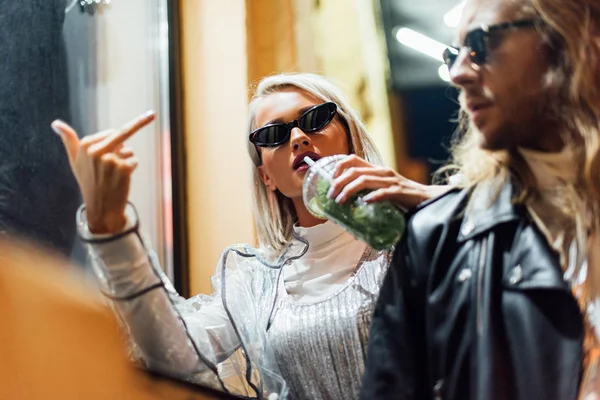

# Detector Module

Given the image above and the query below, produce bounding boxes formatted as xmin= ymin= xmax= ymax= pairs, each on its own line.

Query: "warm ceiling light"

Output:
xmin=395 ymin=27 xmax=446 ymax=62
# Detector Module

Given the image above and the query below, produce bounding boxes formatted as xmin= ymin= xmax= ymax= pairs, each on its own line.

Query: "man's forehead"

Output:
xmin=454 ymin=0 xmax=526 ymax=43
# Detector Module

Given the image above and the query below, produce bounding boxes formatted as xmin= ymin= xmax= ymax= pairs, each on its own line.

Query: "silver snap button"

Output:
xmin=509 ymin=265 xmax=523 ymax=285
xmin=458 ymin=269 xmax=472 ymax=282
xmin=461 ymin=220 xmax=474 ymax=236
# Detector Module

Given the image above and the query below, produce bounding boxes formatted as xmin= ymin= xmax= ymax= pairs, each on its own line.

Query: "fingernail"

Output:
xmin=51 ymin=121 xmax=63 ymax=136
xmin=335 ymin=193 xmax=344 ymax=204
xmin=327 ymin=187 xmax=335 ymax=199
xmin=143 ymin=110 xmax=156 ymax=118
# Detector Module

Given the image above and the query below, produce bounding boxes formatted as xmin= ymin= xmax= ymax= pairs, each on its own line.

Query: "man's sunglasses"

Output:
xmin=249 ymin=102 xmax=337 ymax=148
xmin=442 ymin=19 xmax=541 ymax=70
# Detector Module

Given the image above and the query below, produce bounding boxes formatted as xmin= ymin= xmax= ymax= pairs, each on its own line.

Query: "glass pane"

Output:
xmin=0 ymin=0 xmax=173 ymax=277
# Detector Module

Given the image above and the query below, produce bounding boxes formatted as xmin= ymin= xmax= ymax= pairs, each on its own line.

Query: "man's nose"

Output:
xmin=449 ymin=48 xmax=481 ymax=88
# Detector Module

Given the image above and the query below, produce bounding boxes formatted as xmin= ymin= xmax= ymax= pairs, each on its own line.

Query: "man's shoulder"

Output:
xmin=391 ymin=187 xmax=471 ymax=286
xmin=406 ymin=186 xmax=470 ymax=238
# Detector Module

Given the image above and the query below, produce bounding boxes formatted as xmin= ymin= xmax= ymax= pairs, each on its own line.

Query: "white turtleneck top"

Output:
xmin=518 ymin=146 xmax=600 ymax=398
xmin=517 ymin=146 xmax=580 ymax=262
xmin=284 ymin=221 xmax=367 ymax=302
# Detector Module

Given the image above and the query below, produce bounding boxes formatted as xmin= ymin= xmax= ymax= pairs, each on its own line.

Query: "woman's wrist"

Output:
xmin=423 ymin=184 xmax=451 ymax=202
xmin=87 ymin=212 xmax=128 ymax=234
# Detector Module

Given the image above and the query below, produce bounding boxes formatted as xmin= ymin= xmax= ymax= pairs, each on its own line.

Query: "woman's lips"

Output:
xmin=292 ymin=151 xmax=321 ymax=170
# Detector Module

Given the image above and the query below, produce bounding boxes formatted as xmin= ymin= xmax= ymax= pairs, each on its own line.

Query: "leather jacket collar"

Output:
xmin=457 ymin=178 xmax=523 ymax=243
xmin=453 ymin=177 xmax=571 ymax=293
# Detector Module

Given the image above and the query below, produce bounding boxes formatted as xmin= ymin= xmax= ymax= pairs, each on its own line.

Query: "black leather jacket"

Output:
xmin=361 ymin=179 xmax=584 ymax=400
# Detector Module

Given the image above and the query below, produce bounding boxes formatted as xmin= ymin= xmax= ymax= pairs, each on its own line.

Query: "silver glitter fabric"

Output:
xmin=266 ymin=247 xmax=390 ymax=400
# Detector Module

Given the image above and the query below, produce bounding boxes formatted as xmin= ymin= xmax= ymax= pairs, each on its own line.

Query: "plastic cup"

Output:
xmin=302 ymin=155 xmax=405 ymax=250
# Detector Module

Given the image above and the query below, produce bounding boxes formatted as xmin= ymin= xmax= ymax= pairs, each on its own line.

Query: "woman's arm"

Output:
xmin=79 ymin=205 xmax=240 ymax=377
xmin=325 ymin=155 xmax=451 ymax=211
xmin=52 ymin=114 xmax=240 ymax=378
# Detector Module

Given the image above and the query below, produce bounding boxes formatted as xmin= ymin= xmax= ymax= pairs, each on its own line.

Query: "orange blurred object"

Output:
xmin=0 ymin=238 xmax=233 ymax=400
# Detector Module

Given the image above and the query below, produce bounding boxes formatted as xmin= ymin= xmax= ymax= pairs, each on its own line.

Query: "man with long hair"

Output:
xmin=361 ymin=0 xmax=600 ymax=398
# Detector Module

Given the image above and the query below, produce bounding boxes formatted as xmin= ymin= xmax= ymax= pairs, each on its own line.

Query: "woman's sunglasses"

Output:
xmin=442 ymin=19 xmax=541 ymax=70
xmin=249 ymin=102 xmax=338 ymax=148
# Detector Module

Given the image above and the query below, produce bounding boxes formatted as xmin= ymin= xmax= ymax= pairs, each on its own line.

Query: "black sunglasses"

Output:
xmin=443 ymin=19 xmax=541 ymax=70
xmin=249 ymin=102 xmax=338 ymax=148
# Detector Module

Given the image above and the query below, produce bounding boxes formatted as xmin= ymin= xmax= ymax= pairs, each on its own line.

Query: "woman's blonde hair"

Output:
xmin=439 ymin=0 xmax=600 ymax=209
xmin=246 ymin=73 xmax=384 ymax=253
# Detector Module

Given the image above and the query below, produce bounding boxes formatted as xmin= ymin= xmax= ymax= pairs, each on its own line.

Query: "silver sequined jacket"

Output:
xmin=78 ymin=205 xmax=391 ymax=400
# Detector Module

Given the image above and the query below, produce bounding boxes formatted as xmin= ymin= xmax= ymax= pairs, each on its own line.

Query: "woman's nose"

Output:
xmin=289 ymin=127 xmax=312 ymax=150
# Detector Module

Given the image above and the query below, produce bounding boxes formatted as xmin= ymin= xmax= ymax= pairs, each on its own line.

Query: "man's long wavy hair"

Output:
xmin=439 ymin=0 xmax=600 ymax=213
xmin=246 ymin=73 xmax=384 ymax=254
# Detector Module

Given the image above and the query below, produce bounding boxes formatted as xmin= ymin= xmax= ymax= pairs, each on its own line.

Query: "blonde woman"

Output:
xmin=362 ymin=0 xmax=600 ymax=399
xmin=52 ymin=73 xmax=436 ymax=400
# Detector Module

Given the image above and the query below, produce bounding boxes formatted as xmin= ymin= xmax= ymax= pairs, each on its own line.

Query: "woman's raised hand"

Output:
xmin=51 ymin=111 xmax=156 ymax=234
xmin=326 ymin=154 xmax=447 ymax=211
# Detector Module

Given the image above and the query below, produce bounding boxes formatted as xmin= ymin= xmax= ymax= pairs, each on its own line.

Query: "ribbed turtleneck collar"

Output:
xmin=518 ymin=146 xmax=576 ymax=189
xmin=292 ymin=220 xmax=346 ymax=248
xmin=284 ymin=220 xmax=367 ymax=303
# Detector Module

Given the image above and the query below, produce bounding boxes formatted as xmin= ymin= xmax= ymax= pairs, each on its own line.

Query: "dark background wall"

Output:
xmin=400 ymin=86 xmax=459 ymax=177
xmin=378 ymin=0 xmax=461 ymax=180
xmin=0 ymin=0 xmax=80 ymax=255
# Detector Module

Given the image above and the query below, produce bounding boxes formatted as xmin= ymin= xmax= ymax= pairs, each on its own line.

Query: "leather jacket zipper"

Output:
xmin=477 ymin=237 xmax=487 ymax=336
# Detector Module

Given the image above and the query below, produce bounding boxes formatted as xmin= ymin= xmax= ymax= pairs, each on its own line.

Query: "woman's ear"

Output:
xmin=258 ymin=165 xmax=278 ymax=192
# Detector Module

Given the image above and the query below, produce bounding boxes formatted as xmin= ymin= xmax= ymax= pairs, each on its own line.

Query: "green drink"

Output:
xmin=303 ymin=155 xmax=405 ymax=250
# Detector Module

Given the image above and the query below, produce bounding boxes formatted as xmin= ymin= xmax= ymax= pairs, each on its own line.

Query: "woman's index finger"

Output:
xmin=104 ymin=111 xmax=156 ymax=150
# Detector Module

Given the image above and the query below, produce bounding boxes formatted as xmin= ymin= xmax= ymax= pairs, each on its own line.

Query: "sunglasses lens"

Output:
xmin=466 ymin=31 xmax=487 ymax=65
xmin=250 ymin=102 xmax=337 ymax=147
xmin=470 ymin=49 xmax=486 ymax=65
xmin=253 ymin=125 xmax=289 ymax=146
xmin=299 ymin=103 xmax=336 ymax=132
